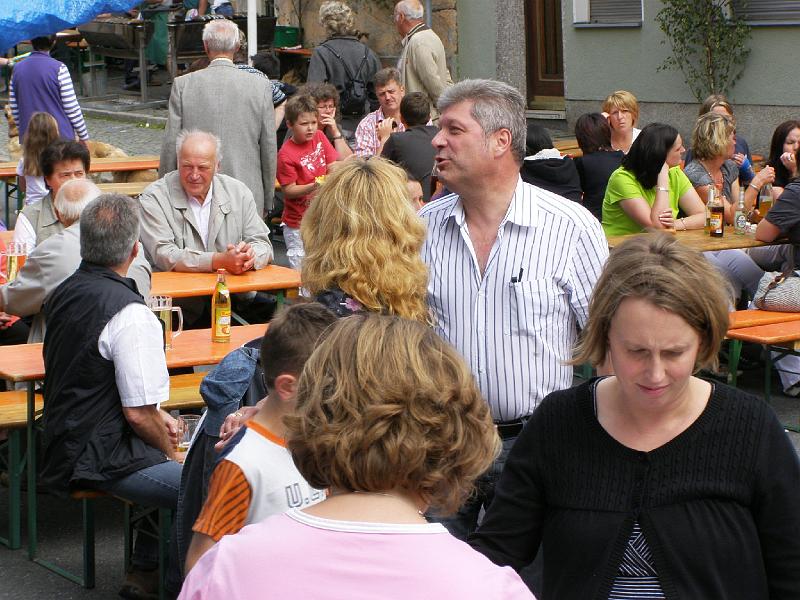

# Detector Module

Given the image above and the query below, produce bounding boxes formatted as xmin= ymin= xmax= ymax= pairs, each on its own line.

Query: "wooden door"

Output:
xmin=526 ymin=0 xmax=564 ymax=98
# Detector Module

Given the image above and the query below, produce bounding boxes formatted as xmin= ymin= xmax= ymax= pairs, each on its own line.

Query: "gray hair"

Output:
xmin=438 ymin=79 xmax=527 ymax=164
xmin=53 ymin=179 xmax=101 ymax=223
xmin=202 ymin=18 xmax=240 ymax=54
xmin=396 ymin=0 xmax=424 ymax=20
xmin=80 ymin=194 xmax=140 ymax=267
xmin=176 ymin=129 xmax=223 ymax=163
xmin=319 ymin=1 xmax=356 ymax=37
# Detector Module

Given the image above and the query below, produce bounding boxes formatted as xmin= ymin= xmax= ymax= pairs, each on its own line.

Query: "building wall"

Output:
xmin=561 ymin=0 xmax=800 ymax=153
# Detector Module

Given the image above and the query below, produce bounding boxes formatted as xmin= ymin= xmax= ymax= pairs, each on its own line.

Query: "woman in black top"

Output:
xmin=307 ymin=0 xmax=381 ymax=131
xmin=520 ymin=124 xmax=582 ymax=202
xmin=767 ymin=119 xmax=800 ymax=199
xmin=470 ymin=233 xmax=800 ymax=599
xmin=573 ymin=112 xmax=623 ymax=220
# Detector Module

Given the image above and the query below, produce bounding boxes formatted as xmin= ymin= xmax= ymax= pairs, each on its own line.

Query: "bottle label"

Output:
xmin=735 ymin=213 xmax=747 ymax=232
xmin=710 ymin=215 xmax=723 ymax=234
xmin=214 ymin=309 xmax=231 ymax=338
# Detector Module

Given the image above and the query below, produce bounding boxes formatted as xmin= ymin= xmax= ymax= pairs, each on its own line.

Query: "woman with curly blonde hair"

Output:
xmin=178 ymin=313 xmax=534 ymax=599
xmin=300 ymin=157 xmax=430 ymax=323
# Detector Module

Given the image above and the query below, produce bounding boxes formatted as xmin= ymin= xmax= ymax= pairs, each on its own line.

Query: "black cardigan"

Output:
xmin=469 ymin=379 xmax=800 ymax=600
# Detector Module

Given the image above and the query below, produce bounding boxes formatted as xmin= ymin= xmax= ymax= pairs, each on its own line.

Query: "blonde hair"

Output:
xmin=573 ymin=233 xmax=731 ymax=371
xmin=301 ymin=158 xmax=430 ymax=323
xmin=286 ymin=313 xmax=500 ymax=514
xmin=602 ymin=90 xmax=640 ymax=127
xmin=319 ymin=1 xmax=356 ymax=37
xmin=22 ymin=112 xmax=59 ymax=177
xmin=691 ymin=112 xmax=735 ymax=161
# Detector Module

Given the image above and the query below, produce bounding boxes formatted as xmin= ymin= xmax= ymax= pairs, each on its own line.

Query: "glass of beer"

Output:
xmin=147 ymin=295 xmax=183 ymax=350
xmin=3 ymin=242 xmax=28 ymax=282
xmin=176 ymin=414 xmax=201 ymax=454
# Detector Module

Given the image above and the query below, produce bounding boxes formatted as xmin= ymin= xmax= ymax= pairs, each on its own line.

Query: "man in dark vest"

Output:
xmin=42 ymin=193 xmax=181 ymax=600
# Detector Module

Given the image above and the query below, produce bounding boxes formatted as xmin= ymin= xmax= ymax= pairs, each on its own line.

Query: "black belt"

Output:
xmin=495 ymin=417 xmax=529 ymax=440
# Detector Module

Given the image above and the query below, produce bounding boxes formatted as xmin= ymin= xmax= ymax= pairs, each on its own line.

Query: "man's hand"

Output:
xmin=376 ymin=118 xmax=396 ymax=142
xmin=161 ymin=410 xmax=179 ymax=449
xmin=732 ymin=152 xmax=746 ymax=167
xmin=215 ymin=243 xmax=255 ymax=275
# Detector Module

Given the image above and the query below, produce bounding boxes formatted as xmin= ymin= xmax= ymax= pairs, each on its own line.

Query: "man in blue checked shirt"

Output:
xmin=419 ymin=79 xmax=608 ymax=540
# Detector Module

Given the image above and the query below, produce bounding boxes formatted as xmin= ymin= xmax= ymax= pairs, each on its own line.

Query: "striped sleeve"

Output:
xmin=9 ymin=78 xmax=18 ymax=124
xmin=192 ymin=459 xmax=252 ymax=541
xmin=57 ymin=64 xmax=88 ymax=140
xmin=354 ymin=115 xmax=376 ymax=157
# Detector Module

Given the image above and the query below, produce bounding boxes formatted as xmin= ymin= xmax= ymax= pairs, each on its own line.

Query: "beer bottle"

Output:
xmin=212 ymin=268 xmax=231 ymax=343
xmin=704 ymin=187 xmax=713 ymax=235
xmin=709 ymin=187 xmax=725 ymax=238
xmin=734 ymin=187 xmax=747 ymax=235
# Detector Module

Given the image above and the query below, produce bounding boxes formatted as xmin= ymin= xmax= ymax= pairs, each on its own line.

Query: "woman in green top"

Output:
xmin=602 ymin=123 xmax=706 ymax=237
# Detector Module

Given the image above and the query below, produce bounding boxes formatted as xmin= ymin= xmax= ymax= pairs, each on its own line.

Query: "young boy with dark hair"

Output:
xmin=185 ymin=302 xmax=337 ymax=572
xmin=277 ymin=95 xmax=340 ymax=271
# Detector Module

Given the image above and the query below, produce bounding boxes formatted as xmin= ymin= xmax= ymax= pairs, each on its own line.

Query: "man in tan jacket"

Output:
xmin=394 ymin=0 xmax=453 ymax=122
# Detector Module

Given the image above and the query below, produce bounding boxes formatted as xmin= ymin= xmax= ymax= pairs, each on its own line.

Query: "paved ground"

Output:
xmin=1 ymin=67 xmax=799 ymax=599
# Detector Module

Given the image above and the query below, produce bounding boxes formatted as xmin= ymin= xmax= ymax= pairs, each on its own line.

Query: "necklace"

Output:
xmin=351 ymin=490 xmax=426 ymax=517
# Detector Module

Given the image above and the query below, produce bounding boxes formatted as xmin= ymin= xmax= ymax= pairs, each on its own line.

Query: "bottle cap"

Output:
xmin=217 ymin=268 xmax=226 ymax=274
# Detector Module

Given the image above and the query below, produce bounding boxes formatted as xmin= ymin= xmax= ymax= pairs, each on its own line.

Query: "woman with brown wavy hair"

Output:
xmin=300 ymin=157 xmax=430 ymax=323
xmin=178 ymin=314 xmax=534 ymax=599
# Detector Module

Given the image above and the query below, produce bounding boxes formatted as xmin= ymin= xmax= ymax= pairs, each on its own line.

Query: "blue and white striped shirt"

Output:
xmin=419 ymin=177 xmax=608 ymax=421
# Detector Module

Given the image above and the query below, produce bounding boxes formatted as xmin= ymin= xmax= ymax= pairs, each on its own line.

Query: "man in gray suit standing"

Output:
xmin=160 ymin=18 xmax=277 ymax=218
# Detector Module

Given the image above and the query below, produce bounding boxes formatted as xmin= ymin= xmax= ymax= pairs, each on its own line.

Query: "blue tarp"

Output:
xmin=0 ymin=1 xmax=141 ymax=54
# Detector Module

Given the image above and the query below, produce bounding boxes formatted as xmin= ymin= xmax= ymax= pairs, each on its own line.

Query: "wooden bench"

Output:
xmin=727 ymin=319 xmax=800 ymax=410
xmin=728 ymin=309 xmax=800 ymax=330
xmin=0 ymin=372 xmax=204 ymax=561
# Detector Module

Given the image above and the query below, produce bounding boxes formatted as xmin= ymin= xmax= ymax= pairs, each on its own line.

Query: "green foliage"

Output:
xmin=655 ymin=0 xmax=751 ymax=101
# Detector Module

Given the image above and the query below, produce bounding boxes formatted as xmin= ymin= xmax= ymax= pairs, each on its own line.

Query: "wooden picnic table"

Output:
xmin=0 ymin=155 xmax=159 ymax=179
xmin=728 ymin=310 xmax=800 ymax=330
xmin=606 ymin=229 xmax=779 ymax=251
xmin=97 ymin=181 xmax=151 ymax=196
xmin=151 ymin=265 xmax=300 ymax=299
xmin=0 ymin=322 xmax=265 ymax=560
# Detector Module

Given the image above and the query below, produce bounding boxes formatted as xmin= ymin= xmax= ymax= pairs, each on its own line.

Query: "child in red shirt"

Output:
xmin=277 ymin=95 xmax=339 ymax=271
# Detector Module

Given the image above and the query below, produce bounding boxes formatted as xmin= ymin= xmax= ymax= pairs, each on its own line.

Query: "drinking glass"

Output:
xmin=3 ymin=242 xmax=28 ymax=282
xmin=147 ymin=295 xmax=183 ymax=349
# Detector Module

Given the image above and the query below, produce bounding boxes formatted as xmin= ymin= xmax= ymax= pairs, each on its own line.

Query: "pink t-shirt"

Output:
xmin=179 ymin=510 xmax=535 ymax=600
xmin=276 ymin=130 xmax=338 ymax=229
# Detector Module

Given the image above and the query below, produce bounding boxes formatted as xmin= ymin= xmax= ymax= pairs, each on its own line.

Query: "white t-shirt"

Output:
xmin=187 ymin=184 xmax=213 ymax=248
xmin=98 ymin=302 xmax=169 ymax=408
xmin=16 ymin=158 xmax=49 ymax=207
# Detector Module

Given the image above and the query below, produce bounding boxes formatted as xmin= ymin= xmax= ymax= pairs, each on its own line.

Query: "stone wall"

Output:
xmin=274 ymin=0 xmax=457 ymax=68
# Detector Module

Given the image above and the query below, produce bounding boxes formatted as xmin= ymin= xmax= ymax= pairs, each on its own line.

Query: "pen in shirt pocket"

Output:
xmin=510 ymin=268 xmax=524 ymax=284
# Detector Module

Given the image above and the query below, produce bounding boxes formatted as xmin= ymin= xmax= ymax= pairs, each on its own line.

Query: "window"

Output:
xmin=731 ymin=0 xmax=800 ymax=23
xmin=573 ymin=0 xmax=642 ymax=25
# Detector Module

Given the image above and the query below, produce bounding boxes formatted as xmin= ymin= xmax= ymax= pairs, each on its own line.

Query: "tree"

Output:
xmin=655 ymin=0 xmax=751 ymax=102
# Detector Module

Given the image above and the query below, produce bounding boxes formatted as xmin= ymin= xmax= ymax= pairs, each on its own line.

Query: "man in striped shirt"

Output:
xmin=419 ymin=79 xmax=608 ymax=539
xmin=10 ymin=35 xmax=89 ymax=144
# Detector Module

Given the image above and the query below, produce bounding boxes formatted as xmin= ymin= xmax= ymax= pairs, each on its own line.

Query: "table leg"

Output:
xmin=728 ymin=339 xmax=742 ymax=387
xmin=26 ymin=381 xmax=37 ymax=560
xmin=0 ymin=429 xmax=21 ymax=549
xmin=138 ymin=33 xmax=149 ymax=104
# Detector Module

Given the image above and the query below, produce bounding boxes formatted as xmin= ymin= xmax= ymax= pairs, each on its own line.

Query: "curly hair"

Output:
xmin=319 ymin=1 xmax=357 ymax=37
xmin=691 ymin=111 xmax=735 ymax=161
xmin=285 ymin=313 xmax=500 ymax=515
xmin=300 ymin=158 xmax=430 ymax=323
xmin=573 ymin=232 xmax=731 ymax=372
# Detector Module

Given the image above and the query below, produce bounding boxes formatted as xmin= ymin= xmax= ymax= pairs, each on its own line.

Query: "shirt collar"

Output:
xmin=442 ymin=176 xmax=538 ymax=229
xmin=401 ymin=22 xmax=427 ymax=47
xmin=188 ymin=182 xmax=213 ymax=206
xmin=210 ymin=57 xmax=234 ymax=65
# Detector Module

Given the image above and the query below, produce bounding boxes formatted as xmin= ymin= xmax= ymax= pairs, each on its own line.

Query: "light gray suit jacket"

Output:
xmin=0 ymin=222 xmax=152 ymax=343
xmin=138 ymin=171 xmax=273 ymax=273
xmin=159 ymin=58 xmax=277 ymax=217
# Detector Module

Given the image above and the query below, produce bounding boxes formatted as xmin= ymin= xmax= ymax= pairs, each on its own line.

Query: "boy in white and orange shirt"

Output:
xmin=184 ymin=302 xmax=337 ymax=572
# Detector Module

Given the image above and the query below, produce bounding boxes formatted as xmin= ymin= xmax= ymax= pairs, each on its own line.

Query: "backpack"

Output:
xmin=321 ymin=42 xmax=370 ymax=116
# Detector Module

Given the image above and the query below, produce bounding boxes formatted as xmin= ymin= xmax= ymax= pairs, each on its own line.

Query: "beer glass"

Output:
xmin=3 ymin=242 xmax=28 ymax=282
xmin=176 ymin=414 xmax=201 ymax=453
xmin=147 ymin=295 xmax=183 ymax=350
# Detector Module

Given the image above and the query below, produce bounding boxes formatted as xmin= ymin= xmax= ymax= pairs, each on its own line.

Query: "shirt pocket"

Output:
xmin=503 ymin=278 xmax=560 ymax=337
